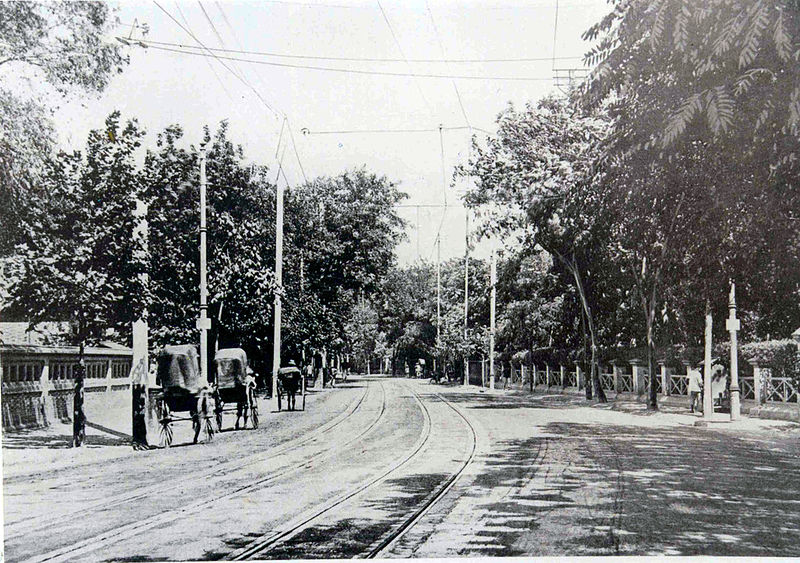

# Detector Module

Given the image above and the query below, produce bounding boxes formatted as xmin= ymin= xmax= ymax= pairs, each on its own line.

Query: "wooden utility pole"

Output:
xmin=132 ymin=197 xmax=149 ymax=450
xmin=198 ymin=147 xmax=210 ymax=384
xmin=463 ymin=211 xmax=469 ymax=387
xmin=489 ymin=247 xmax=496 ymax=390
xmin=727 ymin=283 xmax=741 ymax=420
xmin=436 ymin=235 xmax=441 ymax=376
xmin=271 ymin=176 xmax=284 ymax=409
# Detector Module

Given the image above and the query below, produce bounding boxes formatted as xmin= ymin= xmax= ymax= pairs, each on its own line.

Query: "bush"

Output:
xmin=771 ymin=343 xmax=800 ymax=385
xmin=740 ymin=340 xmax=798 ymax=366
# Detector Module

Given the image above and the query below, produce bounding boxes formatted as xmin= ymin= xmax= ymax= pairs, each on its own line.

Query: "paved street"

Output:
xmin=4 ymin=376 xmax=800 ymax=561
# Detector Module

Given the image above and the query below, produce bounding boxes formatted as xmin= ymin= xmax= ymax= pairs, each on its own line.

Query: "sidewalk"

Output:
xmin=477 ymin=380 xmax=800 ymax=422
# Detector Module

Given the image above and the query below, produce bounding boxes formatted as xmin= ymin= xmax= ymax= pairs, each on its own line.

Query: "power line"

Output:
xmin=151 ymin=0 xmax=281 ymax=117
xmin=136 ymin=42 xmax=556 ymax=81
xmin=135 ymin=37 xmax=582 ymax=63
xmin=426 ymin=1 xmax=471 ymax=130
xmin=211 ymin=1 xmax=288 ymax=160
xmin=300 ymin=125 xmax=491 ymax=135
xmin=552 ymin=0 xmax=559 ymax=71
xmin=154 ymin=0 xmax=310 ymax=185
xmin=375 ymin=0 xmax=434 ymax=118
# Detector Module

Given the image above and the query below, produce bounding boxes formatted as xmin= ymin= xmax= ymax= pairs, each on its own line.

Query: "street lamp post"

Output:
xmin=489 ymin=247 xmax=496 ymax=390
xmin=727 ymin=283 xmax=741 ymax=421
xmin=271 ymin=178 xmax=284 ymax=410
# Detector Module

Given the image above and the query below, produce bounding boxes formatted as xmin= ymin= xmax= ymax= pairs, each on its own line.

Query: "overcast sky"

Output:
xmin=51 ymin=0 xmax=609 ymax=264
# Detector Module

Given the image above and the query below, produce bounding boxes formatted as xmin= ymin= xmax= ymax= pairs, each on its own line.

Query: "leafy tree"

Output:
xmin=583 ymin=0 xmax=800 ymax=406
xmin=0 ymin=1 xmax=127 ymax=259
xmin=6 ymin=112 xmax=146 ymax=446
xmin=284 ymin=169 xmax=407 ymax=362
xmin=144 ymin=122 xmax=278 ymax=376
xmin=461 ymin=96 xmax=612 ymax=401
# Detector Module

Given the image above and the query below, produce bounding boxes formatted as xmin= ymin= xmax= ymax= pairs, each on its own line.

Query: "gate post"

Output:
xmin=576 ymin=363 xmax=584 ymax=390
xmin=659 ymin=360 xmax=671 ymax=398
xmin=560 ymin=365 xmax=566 ymax=388
xmin=751 ymin=362 xmax=762 ymax=405
xmin=612 ymin=362 xmax=621 ymax=394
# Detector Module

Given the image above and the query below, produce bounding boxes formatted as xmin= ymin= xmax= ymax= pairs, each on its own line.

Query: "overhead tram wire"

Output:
xmin=375 ymin=0 xmax=435 ymax=119
xmin=426 ymin=1 xmax=471 ymax=130
xmin=152 ymin=0 xmax=279 ymax=118
xmin=135 ymin=37 xmax=583 ymax=63
xmin=302 ymin=126 xmax=492 ymax=135
xmin=135 ymin=43 xmax=556 ymax=81
xmin=172 ymin=2 xmax=237 ymax=103
xmin=211 ymin=0 xmax=307 ymax=180
xmin=152 ymin=1 xmax=309 ymax=183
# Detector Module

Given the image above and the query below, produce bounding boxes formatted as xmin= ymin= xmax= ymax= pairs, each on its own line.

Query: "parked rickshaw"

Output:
xmin=155 ymin=345 xmax=215 ymax=447
xmin=212 ymin=347 xmax=259 ymax=430
xmin=277 ymin=361 xmax=305 ymax=411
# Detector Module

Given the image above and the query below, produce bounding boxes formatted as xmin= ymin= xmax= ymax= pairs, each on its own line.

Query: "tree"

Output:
xmin=7 ymin=112 xmax=146 ymax=446
xmin=0 ymin=2 xmax=128 ymax=259
xmin=144 ymin=122 xmax=278 ymax=375
xmin=461 ymin=96 xmax=613 ymax=401
xmin=283 ymin=169 xmax=407 ymax=362
xmin=583 ymin=0 xmax=800 ymax=406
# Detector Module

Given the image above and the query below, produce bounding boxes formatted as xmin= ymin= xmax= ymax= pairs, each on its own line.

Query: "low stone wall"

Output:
xmin=1 ymin=345 xmax=133 ymax=434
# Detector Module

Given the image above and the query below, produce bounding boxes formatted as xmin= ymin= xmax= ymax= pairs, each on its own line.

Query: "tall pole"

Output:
xmin=489 ymin=247 xmax=496 ymax=390
xmin=132 ymin=197 xmax=149 ymax=449
xmin=271 ymin=177 xmax=284 ymax=409
xmin=727 ymin=283 xmax=741 ymax=420
xmin=198 ymin=147 xmax=210 ymax=384
xmin=703 ymin=300 xmax=713 ymax=420
xmin=436 ymin=235 xmax=441 ymax=354
xmin=463 ymin=211 xmax=469 ymax=386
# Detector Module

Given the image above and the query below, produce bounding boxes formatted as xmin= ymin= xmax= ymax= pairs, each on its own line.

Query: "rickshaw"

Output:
xmin=277 ymin=361 xmax=306 ymax=411
xmin=212 ymin=347 xmax=259 ymax=431
xmin=155 ymin=345 xmax=215 ymax=447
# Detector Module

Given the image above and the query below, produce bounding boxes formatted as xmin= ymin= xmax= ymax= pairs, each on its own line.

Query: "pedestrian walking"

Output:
xmin=688 ymin=365 xmax=702 ymax=413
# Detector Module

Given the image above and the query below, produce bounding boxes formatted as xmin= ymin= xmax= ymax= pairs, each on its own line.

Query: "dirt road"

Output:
xmin=4 ymin=376 xmax=800 ymax=560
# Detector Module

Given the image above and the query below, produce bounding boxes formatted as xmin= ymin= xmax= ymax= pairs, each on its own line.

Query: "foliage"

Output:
xmin=740 ymin=339 xmax=800 ymax=366
xmin=0 ymin=2 xmax=127 ymax=95
xmin=144 ymin=121 xmax=278 ymax=363
xmin=6 ymin=112 xmax=147 ymax=345
xmin=461 ymin=95 xmax=613 ymax=400
xmin=0 ymin=1 xmax=128 ymax=260
xmin=583 ymin=0 xmax=800 ymax=179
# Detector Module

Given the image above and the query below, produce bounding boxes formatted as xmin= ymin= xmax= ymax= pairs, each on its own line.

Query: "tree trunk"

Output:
xmin=73 ymin=340 xmax=86 ymax=447
xmin=580 ymin=307 xmax=593 ymax=400
xmin=567 ymin=256 xmax=606 ymax=403
xmin=646 ymin=302 xmax=658 ymax=410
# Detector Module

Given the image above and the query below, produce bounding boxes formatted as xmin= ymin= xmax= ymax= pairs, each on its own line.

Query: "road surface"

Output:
xmin=4 ymin=376 xmax=800 ymax=560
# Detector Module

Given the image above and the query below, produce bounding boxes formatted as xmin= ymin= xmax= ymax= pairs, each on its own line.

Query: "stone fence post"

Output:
xmin=612 ymin=362 xmax=621 ymax=394
xmin=658 ymin=360 xmax=671 ymax=397
xmin=576 ymin=363 xmax=584 ymax=390
xmin=750 ymin=361 xmax=763 ymax=405
xmin=546 ymin=364 xmax=552 ymax=387
xmin=560 ymin=365 xmax=566 ymax=388
xmin=630 ymin=359 xmax=645 ymax=396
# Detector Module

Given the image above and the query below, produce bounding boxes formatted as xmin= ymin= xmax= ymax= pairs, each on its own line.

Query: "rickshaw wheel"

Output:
xmin=160 ymin=422 xmax=173 ymax=448
xmin=159 ymin=399 xmax=173 ymax=447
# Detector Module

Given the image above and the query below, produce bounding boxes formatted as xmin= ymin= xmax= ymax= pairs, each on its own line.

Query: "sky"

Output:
xmin=49 ymin=0 xmax=609 ymax=265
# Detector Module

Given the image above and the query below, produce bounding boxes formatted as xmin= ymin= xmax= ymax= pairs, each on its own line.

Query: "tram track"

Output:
xmin=231 ymin=386 xmax=478 ymax=561
xmin=363 ymin=390 xmax=478 ymax=559
xmin=19 ymin=381 xmax=389 ymax=563
xmin=5 ymin=383 xmax=373 ymax=542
